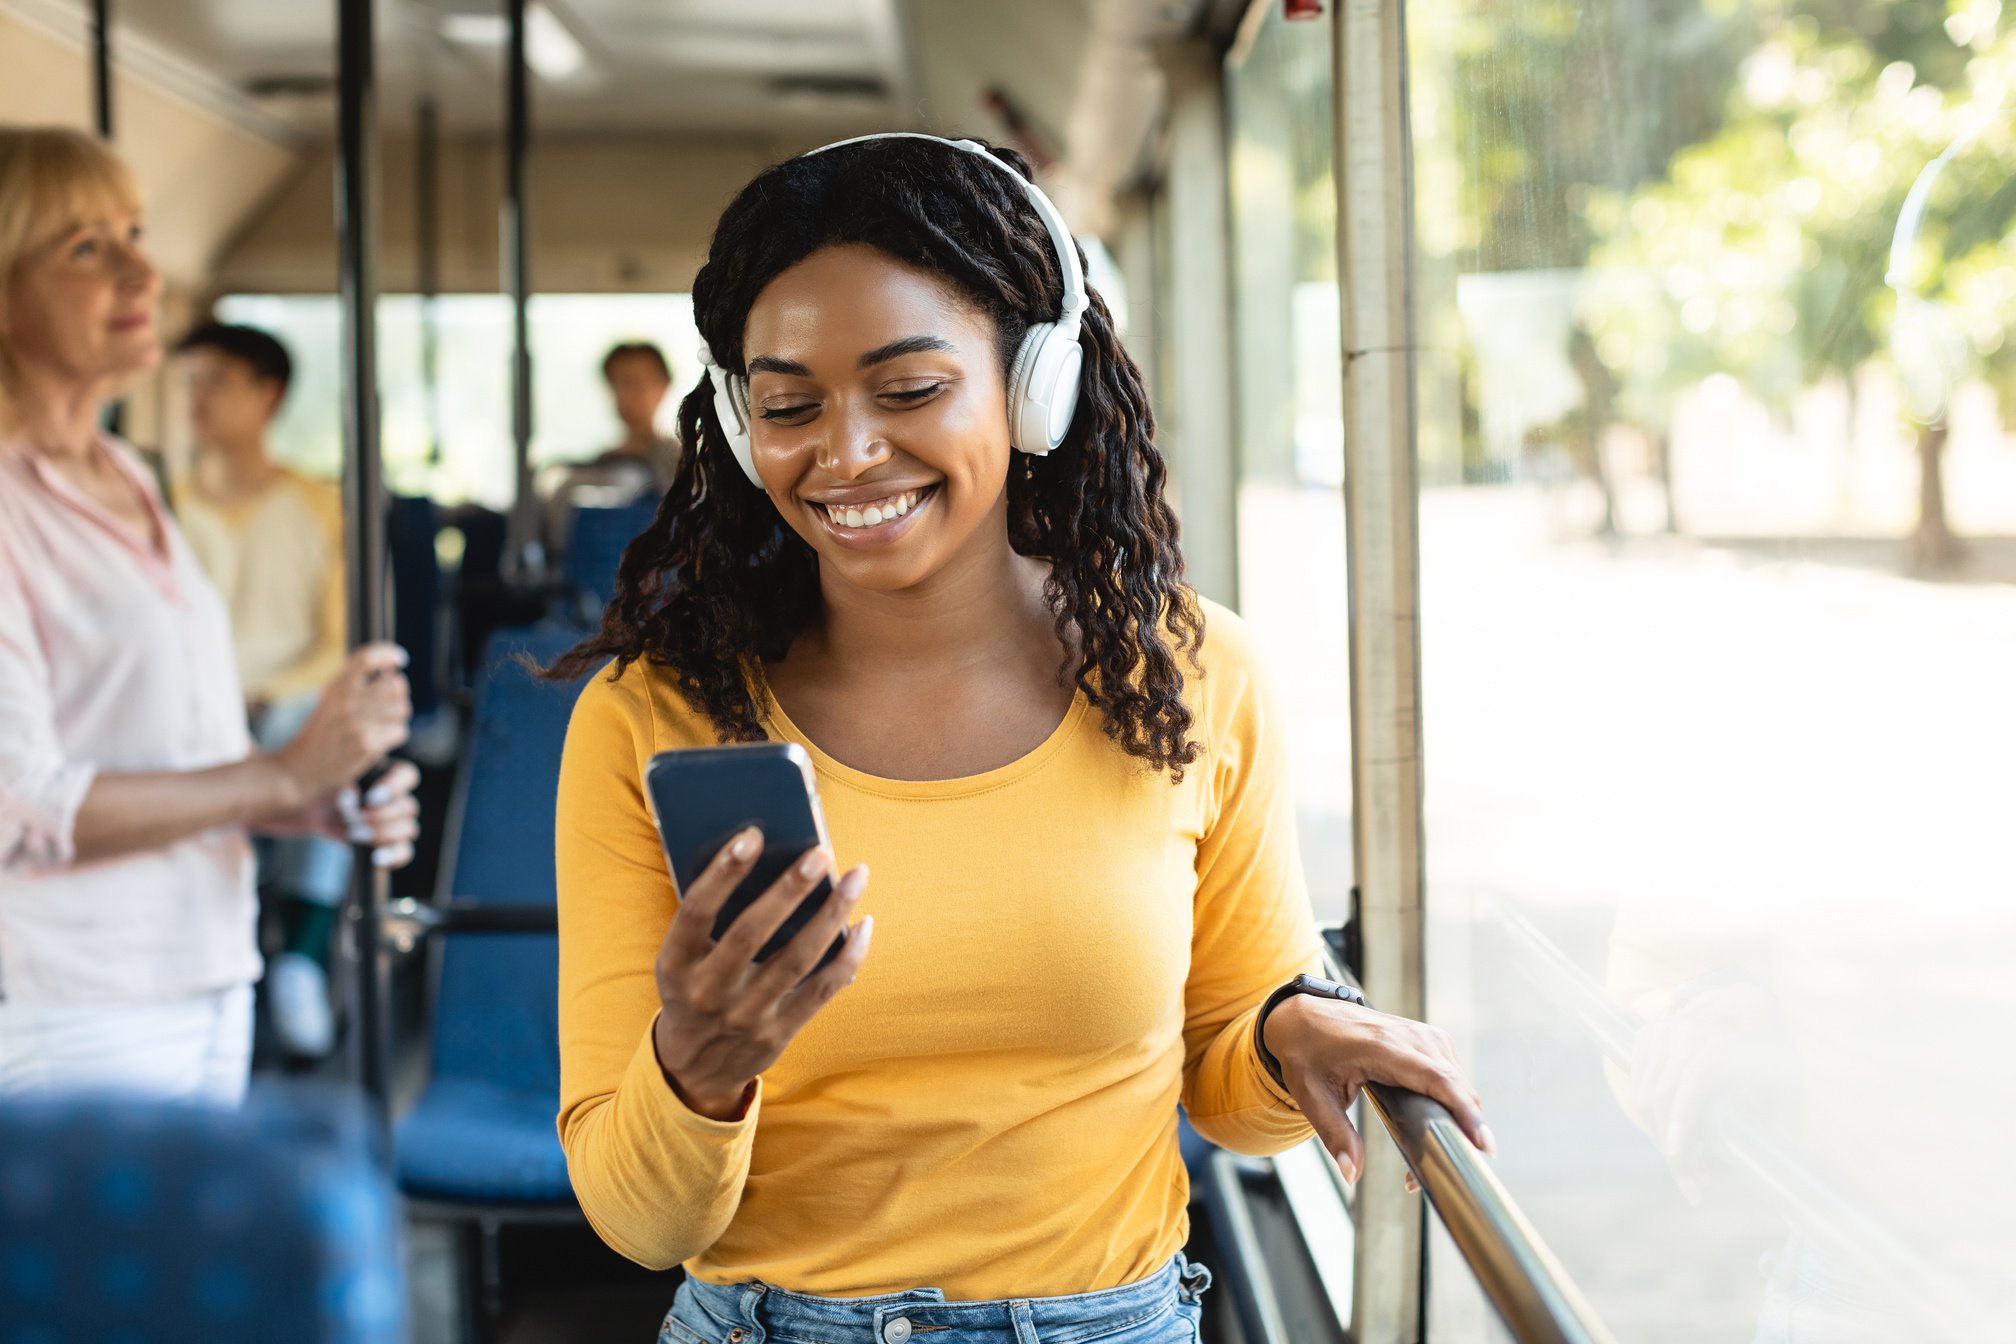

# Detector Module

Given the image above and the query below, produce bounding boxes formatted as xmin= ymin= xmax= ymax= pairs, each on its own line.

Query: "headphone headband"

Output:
xmin=798 ymin=133 xmax=1088 ymax=330
xmin=700 ymin=132 xmax=1089 ymax=479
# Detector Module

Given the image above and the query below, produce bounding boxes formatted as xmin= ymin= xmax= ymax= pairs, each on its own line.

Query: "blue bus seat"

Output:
xmin=0 ymin=1084 xmax=405 ymax=1344
xmin=562 ymin=499 xmax=660 ymax=609
xmin=388 ymin=494 xmax=443 ymax=718
xmin=393 ymin=624 xmax=589 ymax=1206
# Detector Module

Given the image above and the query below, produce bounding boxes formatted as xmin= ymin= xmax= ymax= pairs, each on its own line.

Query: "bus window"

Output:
xmin=215 ymin=293 xmax=698 ymax=509
xmin=1407 ymin=0 xmax=2016 ymax=1337
xmin=1226 ymin=3 xmax=1354 ymax=936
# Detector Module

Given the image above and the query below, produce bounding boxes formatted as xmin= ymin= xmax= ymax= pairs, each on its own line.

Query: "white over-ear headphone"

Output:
xmin=697 ymin=133 xmax=1090 ymax=489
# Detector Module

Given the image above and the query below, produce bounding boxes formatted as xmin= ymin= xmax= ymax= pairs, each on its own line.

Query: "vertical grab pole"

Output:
xmin=503 ymin=0 xmax=536 ymax=574
xmin=91 ymin=0 xmax=112 ymax=137
xmin=93 ymin=0 xmax=123 ymax=439
xmin=1334 ymin=0 xmax=1428 ymax=1339
xmin=336 ymin=0 xmax=393 ymax=1106
xmin=417 ymin=96 xmax=444 ymax=467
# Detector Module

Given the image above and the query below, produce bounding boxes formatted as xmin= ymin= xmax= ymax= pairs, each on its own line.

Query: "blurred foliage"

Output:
xmin=1583 ymin=0 xmax=2016 ymax=431
xmin=1420 ymin=0 xmax=1751 ymax=270
xmin=1410 ymin=0 xmax=2015 ymax=548
xmin=1247 ymin=0 xmax=2016 ymax=524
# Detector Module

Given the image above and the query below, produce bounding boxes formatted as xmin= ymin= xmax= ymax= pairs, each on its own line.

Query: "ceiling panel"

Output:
xmin=24 ymin=0 xmax=1198 ymax=243
xmin=901 ymin=0 xmax=1091 ymax=147
xmin=106 ymin=0 xmax=914 ymax=137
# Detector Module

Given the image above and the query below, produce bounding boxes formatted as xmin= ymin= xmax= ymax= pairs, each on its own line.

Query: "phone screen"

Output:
xmin=643 ymin=743 xmax=845 ymax=968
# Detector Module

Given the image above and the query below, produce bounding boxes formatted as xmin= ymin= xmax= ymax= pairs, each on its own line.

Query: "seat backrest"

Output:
xmin=563 ymin=500 xmax=661 ymax=608
xmin=431 ymin=624 xmax=589 ymax=1096
xmin=0 ymin=1084 xmax=405 ymax=1343
xmin=387 ymin=494 xmax=442 ymax=716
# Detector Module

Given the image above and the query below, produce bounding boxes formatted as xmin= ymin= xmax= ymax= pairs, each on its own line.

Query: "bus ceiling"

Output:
xmin=0 ymin=0 xmax=1255 ymax=296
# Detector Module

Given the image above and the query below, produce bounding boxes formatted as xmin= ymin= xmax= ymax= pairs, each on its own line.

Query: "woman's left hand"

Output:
xmin=1265 ymin=995 xmax=1496 ymax=1190
xmin=258 ymin=759 xmax=422 ymax=870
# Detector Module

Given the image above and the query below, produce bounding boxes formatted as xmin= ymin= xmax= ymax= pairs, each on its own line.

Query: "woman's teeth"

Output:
xmin=821 ymin=488 xmax=926 ymax=530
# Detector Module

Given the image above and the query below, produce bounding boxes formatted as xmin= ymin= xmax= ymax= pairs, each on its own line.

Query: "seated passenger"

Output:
xmin=537 ymin=340 xmax=680 ymax=560
xmin=173 ymin=321 xmax=350 ymax=1060
xmin=548 ymin=135 xmax=1493 ymax=1341
xmin=0 ymin=127 xmax=419 ymax=1103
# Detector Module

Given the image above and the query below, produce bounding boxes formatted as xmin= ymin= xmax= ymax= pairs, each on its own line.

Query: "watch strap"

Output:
xmin=1254 ymin=972 xmax=1369 ymax=1090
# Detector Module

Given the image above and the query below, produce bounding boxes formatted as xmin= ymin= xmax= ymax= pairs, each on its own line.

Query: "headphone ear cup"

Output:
xmin=1009 ymin=323 xmax=1084 ymax=456
xmin=1005 ymin=325 xmax=1049 ymax=455
xmin=710 ymin=371 xmax=762 ymax=487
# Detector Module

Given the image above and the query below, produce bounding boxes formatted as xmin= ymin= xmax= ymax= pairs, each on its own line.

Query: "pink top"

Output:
xmin=0 ymin=435 xmax=260 ymax=1002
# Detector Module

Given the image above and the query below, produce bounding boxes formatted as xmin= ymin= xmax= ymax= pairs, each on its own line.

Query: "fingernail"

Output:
xmin=336 ymin=788 xmax=361 ymax=822
xmin=365 ymin=783 xmax=394 ymax=807
xmin=1337 ymin=1154 xmax=1359 ymax=1183
xmin=858 ymin=914 xmax=875 ymax=947
xmin=371 ymin=845 xmax=400 ymax=867
xmin=730 ymin=830 xmax=758 ymax=860
xmin=349 ymin=824 xmax=376 ymax=845
xmin=1480 ymin=1125 xmax=1499 ymax=1156
xmin=796 ymin=848 xmax=826 ymax=877
xmin=842 ymin=864 xmax=869 ymax=896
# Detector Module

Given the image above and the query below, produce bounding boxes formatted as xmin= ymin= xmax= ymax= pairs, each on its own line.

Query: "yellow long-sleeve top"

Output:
xmin=555 ymin=596 xmax=1321 ymax=1299
xmin=173 ymin=468 xmax=347 ymax=704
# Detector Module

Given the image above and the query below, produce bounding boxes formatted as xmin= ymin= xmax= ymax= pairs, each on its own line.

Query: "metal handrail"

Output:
xmin=1361 ymin=1085 xmax=1616 ymax=1344
xmin=383 ymin=897 xmax=558 ymax=950
xmin=1319 ymin=941 xmax=1620 ymax=1344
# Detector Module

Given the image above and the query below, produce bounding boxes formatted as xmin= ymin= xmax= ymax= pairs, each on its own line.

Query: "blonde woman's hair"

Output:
xmin=0 ymin=126 xmax=143 ymax=419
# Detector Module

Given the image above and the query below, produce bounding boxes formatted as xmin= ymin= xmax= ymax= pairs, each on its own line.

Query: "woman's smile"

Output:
xmin=806 ymin=482 xmax=939 ymax=547
xmin=738 ymin=243 xmax=1014 ymax=588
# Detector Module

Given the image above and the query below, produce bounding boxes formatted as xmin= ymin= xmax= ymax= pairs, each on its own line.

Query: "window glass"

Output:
xmin=1407 ymin=0 xmax=2016 ymax=1338
xmin=214 ymin=293 xmax=698 ymax=509
xmin=1226 ymin=5 xmax=1357 ymax=926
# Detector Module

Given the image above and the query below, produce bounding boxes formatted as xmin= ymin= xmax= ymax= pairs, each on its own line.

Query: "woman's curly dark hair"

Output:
xmin=546 ymin=137 xmax=1204 ymax=778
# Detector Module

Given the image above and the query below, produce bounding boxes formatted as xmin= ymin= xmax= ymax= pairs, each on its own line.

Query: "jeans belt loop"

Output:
xmin=737 ymin=1283 xmax=767 ymax=1341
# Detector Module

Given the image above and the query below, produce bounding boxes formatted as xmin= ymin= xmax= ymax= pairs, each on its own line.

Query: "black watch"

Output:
xmin=1254 ymin=973 xmax=1368 ymax=1089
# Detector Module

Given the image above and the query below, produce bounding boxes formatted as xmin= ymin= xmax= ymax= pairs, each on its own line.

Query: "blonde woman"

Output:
xmin=0 ymin=126 xmax=418 ymax=1103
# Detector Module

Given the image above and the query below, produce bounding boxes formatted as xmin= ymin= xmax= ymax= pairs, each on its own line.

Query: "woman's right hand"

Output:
xmin=273 ymin=643 xmax=413 ymax=805
xmin=652 ymin=828 xmax=873 ymax=1120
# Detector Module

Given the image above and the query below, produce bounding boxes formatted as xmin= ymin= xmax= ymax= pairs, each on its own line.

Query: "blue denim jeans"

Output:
xmin=660 ymin=1254 xmax=1212 ymax=1344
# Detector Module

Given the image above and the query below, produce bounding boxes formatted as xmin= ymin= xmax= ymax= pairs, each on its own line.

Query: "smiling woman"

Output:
xmin=555 ymin=137 xmax=1203 ymax=776
xmin=748 ymin=293 xmax=971 ymax=553
xmin=544 ymin=133 xmax=1490 ymax=1344
xmin=0 ymin=127 xmax=421 ymax=1105
xmin=0 ymin=132 xmax=155 ymax=420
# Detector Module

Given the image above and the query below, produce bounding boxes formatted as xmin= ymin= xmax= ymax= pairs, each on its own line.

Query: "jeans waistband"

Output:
xmin=678 ymin=1254 xmax=1212 ymax=1344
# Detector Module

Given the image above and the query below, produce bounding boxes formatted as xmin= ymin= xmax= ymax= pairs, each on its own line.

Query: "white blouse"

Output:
xmin=0 ymin=436 xmax=260 ymax=1002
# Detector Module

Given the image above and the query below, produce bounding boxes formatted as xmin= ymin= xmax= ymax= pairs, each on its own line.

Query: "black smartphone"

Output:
xmin=643 ymin=742 xmax=845 ymax=969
